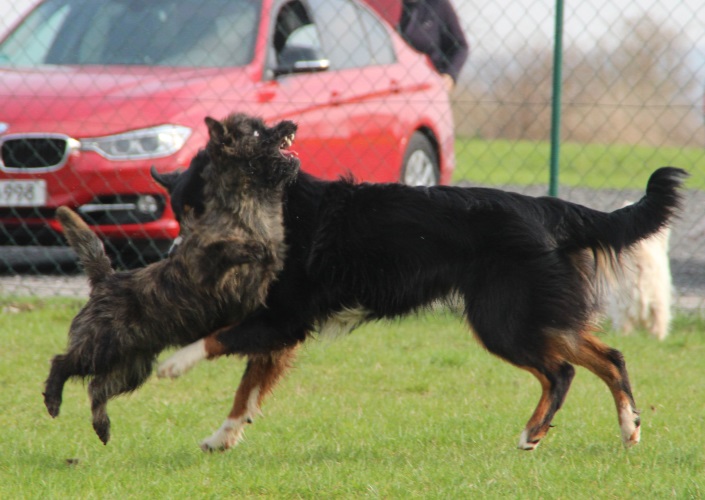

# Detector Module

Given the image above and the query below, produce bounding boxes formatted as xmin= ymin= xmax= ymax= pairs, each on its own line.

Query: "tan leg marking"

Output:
xmin=201 ymin=345 xmax=300 ymax=452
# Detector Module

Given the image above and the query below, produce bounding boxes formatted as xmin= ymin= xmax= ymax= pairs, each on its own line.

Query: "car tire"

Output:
xmin=400 ymin=132 xmax=439 ymax=186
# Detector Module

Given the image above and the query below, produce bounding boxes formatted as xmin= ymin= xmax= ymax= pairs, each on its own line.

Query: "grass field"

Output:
xmin=453 ymin=138 xmax=705 ymax=190
xmin=1 ymin=297 xmax=703 ymax=498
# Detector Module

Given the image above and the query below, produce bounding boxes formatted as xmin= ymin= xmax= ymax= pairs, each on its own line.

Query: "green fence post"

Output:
xmin=549 ymin=0 xmax=564 ymax=197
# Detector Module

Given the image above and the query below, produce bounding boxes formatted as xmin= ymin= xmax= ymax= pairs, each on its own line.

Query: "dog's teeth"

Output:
xmin=279 ymin=134 xmax=295 ymax=150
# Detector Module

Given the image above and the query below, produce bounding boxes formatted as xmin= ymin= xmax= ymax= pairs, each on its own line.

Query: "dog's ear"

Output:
xmin=151 ymin=166 xmax=180 ymax=191
xmin=205 ymin=116 xmax=226 ymax=143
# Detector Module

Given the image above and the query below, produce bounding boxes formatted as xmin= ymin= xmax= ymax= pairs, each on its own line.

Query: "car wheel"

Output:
xmin=401 ymin=132 xmax=439 ymax=186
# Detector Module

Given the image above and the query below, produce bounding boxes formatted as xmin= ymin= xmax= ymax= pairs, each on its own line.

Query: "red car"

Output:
xmin=0 ymin=0 xmax=454 ymax=265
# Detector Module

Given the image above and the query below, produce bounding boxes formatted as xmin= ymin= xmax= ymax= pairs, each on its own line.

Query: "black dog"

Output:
xmin=155 ymin=159 xmax=686 ymax=451
xmin=44 ymin=114 xmax=298 ymax=445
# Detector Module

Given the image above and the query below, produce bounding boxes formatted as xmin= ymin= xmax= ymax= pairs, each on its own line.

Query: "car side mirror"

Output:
xmin=274 ymin=45 xmax=330 ymax=76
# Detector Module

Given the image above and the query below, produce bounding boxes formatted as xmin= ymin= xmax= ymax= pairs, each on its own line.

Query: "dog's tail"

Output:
xmin=56 ymin=206 xmax=114 ymax=286
xmin=560 ymin=167 xmax=687 ymax=254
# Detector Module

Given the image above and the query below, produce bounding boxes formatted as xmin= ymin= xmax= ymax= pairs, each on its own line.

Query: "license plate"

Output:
xmin=0 ymin=180 xmax=47 ymax=206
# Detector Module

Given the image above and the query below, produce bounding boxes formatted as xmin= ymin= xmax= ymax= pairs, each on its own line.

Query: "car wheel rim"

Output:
xmin=404 ymin=150 xmax=437 ymax=186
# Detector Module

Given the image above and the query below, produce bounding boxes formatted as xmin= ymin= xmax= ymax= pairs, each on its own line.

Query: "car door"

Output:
xmin=307 ymin=0 xmax=402 ymax=182
xmin=259 ymin=0 xmax=402 ymax=182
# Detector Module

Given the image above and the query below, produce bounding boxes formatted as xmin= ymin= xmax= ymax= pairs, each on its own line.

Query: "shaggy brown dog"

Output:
xmin=43 ymin=114 xmax=298 ymax=444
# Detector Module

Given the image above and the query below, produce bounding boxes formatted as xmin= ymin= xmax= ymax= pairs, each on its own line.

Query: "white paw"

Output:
xmin=517 ymin=429 xmax=540 ymax=451
xmin=200 ymin=419 xmax=245 ymax=452
xmin=157 ymin=340 xmax=206 ymax=379
xmin=620 ymin=407 xmax=641 ymax=448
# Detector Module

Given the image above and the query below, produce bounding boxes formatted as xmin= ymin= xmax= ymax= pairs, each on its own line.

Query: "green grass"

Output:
xmin=1 ymin=297 xmax=704 ymax=498
xmin=453 ymin=138 xmax=705 ymax=190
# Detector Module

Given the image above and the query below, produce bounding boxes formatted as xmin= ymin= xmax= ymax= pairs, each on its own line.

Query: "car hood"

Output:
xmin=0 ymin=65 xmax=259 ymax=137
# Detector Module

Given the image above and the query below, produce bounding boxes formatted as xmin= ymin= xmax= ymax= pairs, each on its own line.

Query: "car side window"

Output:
xmin=358 ymin=3 xmax=395 ymax=66
xmin=1 ymin=0 xmax=259 ymax=67
xmin=271 ymin=2 xmax=322 ymax=65
xmin=0 ymin=3 xmax=70 ymax=66
xmin=307 ymin=0 xmax=372 ymax=70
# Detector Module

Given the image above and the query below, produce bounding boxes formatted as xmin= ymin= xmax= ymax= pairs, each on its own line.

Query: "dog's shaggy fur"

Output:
xmin=43 ymin=114 xmax=298 ymax=444
xmin=157 ymin=155 xmax=686 ymax=452
xmin=607 ymin=203 xmax=673 ymax=340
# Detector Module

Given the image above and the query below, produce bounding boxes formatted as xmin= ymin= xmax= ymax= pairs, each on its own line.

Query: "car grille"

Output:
xmin=0 ymin=134 xmax=73 ymax=171
xmin=0 ymin=207 xmax=56 ymax=219
xmin=78 ymin=195 xmax=166 ymax=225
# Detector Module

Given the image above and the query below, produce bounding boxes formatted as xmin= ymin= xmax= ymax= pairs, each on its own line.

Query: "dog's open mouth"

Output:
xmin=279 ymin=133 xmax=297 ymax=158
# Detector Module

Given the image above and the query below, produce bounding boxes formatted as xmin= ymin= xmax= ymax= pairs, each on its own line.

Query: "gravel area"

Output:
xmin=1 ymin=184 xmax=704 ymax=310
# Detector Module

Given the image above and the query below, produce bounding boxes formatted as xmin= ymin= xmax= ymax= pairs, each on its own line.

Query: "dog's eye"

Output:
xmin=253 ymin=130 xmax=260 ymax=137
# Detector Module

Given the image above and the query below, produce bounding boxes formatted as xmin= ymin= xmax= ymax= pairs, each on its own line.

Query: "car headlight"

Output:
xmin=80 ymin=125 xmax=191 ymax=160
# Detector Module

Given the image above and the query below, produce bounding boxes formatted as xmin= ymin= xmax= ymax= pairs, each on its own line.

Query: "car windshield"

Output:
xmin=0 ymin=0 xmax=260 ymax=68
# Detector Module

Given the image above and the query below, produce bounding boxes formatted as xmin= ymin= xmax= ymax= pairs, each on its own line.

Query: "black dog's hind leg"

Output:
xmin=566 ymin=331 xmax=641 ymax=448
xmin=516 ymin=362 xmax=575 ymax=450
xmin=462 ymin=257 xmax=582 ymax=451
xmin=468 ymin=317 xmax=577 ymax=451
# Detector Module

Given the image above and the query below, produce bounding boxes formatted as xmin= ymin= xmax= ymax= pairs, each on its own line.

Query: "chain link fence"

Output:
xmin=1 ymin=0 xmax=704 ymax=313
xmin=450 ymin=0 xmax=705 ymax=312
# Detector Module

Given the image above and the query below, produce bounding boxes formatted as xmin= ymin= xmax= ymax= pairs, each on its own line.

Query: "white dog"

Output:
xmin=607 ymin=203 xmax=673 ymax=340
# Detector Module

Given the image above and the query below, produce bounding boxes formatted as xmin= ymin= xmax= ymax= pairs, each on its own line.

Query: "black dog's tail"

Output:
xmin=557 ymin=167 xmax=687 ymax=255
xmin=56 ymin=206 xmax=114 ymax=286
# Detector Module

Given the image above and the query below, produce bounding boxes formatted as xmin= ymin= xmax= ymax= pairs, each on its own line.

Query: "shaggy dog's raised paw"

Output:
xmin=43 ymin=392 xmax=61 ymax=418
xmin=92 ymin=416 xmax=111 ymax=445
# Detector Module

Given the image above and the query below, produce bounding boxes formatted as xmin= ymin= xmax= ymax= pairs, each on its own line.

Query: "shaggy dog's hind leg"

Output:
xmin=88 ymin=357 xmax=155 ymax=444
xmin=88 ymin=376 xmax=112 ymax=445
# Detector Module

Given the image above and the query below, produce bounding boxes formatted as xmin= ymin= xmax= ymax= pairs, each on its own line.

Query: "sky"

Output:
xmin=452 ymin=0 xmax=705 ymax=64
